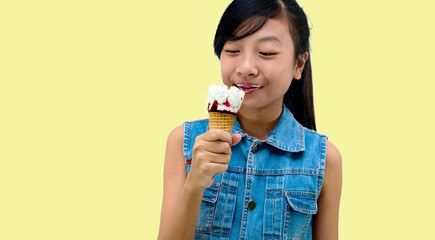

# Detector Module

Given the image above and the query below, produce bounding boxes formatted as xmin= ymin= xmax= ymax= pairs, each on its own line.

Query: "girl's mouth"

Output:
xmin=235 ymin=82 xmax=263 ymax=94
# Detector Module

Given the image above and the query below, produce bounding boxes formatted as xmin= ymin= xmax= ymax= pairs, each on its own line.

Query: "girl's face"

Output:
xmin=220 ymin=18 xmax=307 ymax=112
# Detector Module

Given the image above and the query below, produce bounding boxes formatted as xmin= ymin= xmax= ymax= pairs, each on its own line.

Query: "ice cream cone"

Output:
xmin=208 ymin=112 xmax=237 ymax=133
xmin=207 ymin=84 xmax=244 ymax=133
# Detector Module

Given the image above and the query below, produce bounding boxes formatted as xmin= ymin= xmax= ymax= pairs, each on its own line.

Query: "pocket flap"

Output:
xmin=202 ymin=183 xmax=220 ymax=203
xmin=284 ymin=191 xmax=318 ymax=214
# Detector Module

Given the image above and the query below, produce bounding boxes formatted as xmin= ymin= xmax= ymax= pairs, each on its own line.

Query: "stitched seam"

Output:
xmin=211 ymin=226 xmax=231 ymax=235
xmin=299 ymin=123 xmax=304 ymax=151
xmin=227 ymin=166 xmax=321 ymax=173
xmin=183 ymin=122 xmax=189 ymax=160
xmin=317 ymin=135 xmax=328 ymax=199
xmin=226 ymin=166 xmax=323 ymax=176
xmin=245 ymin=170 xmax=322 ymax=176
xmin=220 ymin=184 xmax=237 ymax=194
xmin=229 ymin=170 xmax=322 ymax=177
xmin=284 ymin=203 xmax=288 ymax=237
xmin=287 ymin=204 xmax=316 ymax=213
xmin=266 ymin=190 xmax=283 ymax=198
xmin=271 ymin=179 xmax=277 ymax=236
xmin=300 ymin=215 xmax=311 ymax=239
xmin=186 ymin=121 xmax=191 ymax=159
xmin=221 ymin=189 xmax=229 ymax=239
xmin=195 ymin=228 xmax=212 ymax=233
xmin=285 ymin=191 xmax=316 ymax=197
xmin=247 ymin=169 xmax=320 ymax=174
xmin=267 ymin=139 xmax=301 ymax=152
xmin=263 ymin=234 xmax=280 ymax=239
xmin=285 ymin=193 xmax=317 ymax=213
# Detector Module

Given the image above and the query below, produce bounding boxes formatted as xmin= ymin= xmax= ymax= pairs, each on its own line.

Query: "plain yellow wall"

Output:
xmin=1 ymin=0 xmax=434 ymax=239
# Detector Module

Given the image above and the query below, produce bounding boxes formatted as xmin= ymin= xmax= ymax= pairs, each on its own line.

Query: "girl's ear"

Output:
xmin=293 ymin=52 xmax=309 ymax=80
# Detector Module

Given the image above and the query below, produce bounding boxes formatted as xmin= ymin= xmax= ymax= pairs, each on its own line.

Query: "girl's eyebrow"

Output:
xmin=257 ymin=36 xmax=282 ymax=45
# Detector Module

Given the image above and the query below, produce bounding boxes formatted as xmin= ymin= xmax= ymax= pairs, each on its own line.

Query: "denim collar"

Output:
xmin=232 ymin=104 xmax=305 ymax=152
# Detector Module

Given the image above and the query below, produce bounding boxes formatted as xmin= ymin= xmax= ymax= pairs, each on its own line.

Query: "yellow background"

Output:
xmin=1 ymin=0 xmax=434 ymax=239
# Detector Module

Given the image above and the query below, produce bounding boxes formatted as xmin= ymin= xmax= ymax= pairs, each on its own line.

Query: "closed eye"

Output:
xmin=224 ymin=50 xmax=240 ymax=54
xmin=259 ymin=52 xmax=278 ymax=56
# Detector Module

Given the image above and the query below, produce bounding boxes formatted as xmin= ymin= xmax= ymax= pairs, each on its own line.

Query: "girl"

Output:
xmin=158 ymin=0 xmax=342 ymax=239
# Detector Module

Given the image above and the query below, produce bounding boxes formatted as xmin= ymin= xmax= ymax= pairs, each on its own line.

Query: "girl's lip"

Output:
xmin=239 ymin=87 xmax=260 ymax=94
xmin=235 ymin=82 xmax=263 ymax=88
xmin=235 ymin=82 xmax=263 ymax=94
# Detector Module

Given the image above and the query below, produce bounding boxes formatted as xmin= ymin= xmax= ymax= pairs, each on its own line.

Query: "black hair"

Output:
xmin=213 ymin=0 xmax=317 ymax=131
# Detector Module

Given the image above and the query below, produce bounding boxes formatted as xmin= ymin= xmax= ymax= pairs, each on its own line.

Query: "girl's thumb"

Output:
xmin=230 ymin=134 xmax=242 ymax=146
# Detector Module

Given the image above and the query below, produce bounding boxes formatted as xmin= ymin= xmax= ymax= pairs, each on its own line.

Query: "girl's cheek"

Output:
xmin=220 ymin=66 xmax=232 ymax=83
xmin=221 ymin=61 xmax=234 ymax=77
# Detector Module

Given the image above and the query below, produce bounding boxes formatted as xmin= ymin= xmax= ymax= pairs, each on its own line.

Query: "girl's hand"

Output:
xmin=186 ymin=130 xmax=242 ymax=192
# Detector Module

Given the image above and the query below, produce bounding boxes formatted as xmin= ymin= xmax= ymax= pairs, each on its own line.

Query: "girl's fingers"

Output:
xmin=209 ymin=162 xmax=229 ymax=175
xmin=195 ymin=151 xmax=231 ymax=164
xmin=201 ymin=129 xmax=233 ymax=145
xmin=230 ymin=134 xmax=242 ymax=146
xmin=200 ymin=140 xmax=231 ymax=155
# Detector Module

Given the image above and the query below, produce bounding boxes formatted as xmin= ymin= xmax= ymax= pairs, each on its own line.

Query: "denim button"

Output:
xmin=252 ymin=144 xmax=258 ymax=153
xmin=247 ymin=199 xmax=256 ymax=211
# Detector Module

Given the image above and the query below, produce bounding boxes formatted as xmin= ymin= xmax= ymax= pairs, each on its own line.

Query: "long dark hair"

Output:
xmin=213 ymin=0 xmax=317 ymax=131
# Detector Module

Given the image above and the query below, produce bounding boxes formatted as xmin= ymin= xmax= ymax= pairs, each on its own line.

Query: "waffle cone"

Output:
xmin=208 ymin=112 xmax=237 ymax=133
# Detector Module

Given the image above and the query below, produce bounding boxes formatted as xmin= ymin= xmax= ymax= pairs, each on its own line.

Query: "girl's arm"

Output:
xmin=158 ymin=125 xmax=239 ymax=240
xmin=157 ymin=125 xmax=203 ymax=240
xmin=313 ymin=140 xmax=343 ymax=240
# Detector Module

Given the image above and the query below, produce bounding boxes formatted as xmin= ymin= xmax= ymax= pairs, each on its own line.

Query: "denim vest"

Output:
xmin=183 ymin=105 xmax=328 ymax=240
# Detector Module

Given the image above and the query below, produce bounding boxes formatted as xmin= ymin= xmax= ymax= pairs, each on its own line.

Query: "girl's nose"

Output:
xmin=236 ymin=55 xmax=258 ymax=77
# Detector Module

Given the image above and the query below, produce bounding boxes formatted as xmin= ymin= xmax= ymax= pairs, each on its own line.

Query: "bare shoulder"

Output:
xmin=321 ymin=140 xmax=342 ymax=194
xmin=164 ymin=124 xmax=186 ymax=174
xmin=326 ymin=140 xmax=342 ymax=167
xmin=167 ymin=125 xmax=184 ymax=145
xmin=165 ymin=125 xmax=184 ymax=155
xmin=164 ymin=124 xmax=185 ymax=174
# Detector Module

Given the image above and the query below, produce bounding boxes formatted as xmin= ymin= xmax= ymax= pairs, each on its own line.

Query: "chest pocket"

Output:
xmin=283 ymin=191 xmax=317 ymax=240
xmin=195 ymin=173 xmax=239 ymax=240
xmin=263 ymin=175 xmax=318 ymax=240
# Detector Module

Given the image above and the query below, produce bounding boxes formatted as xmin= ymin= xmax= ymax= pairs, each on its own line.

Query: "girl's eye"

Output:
xmin=224 ymin=50 xmax=240 ymax=54
xmin=259 ymin=52 xmax=278 ymax=56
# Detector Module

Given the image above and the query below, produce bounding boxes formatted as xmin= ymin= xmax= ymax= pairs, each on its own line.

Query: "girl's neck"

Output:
xmin=237 ymin=101 xmax=283 ymax=140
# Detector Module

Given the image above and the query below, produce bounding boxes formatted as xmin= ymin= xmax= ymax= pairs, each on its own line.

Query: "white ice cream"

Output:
xmin=228 ymin=86 xmax=245 ymax=110
xmin=207 ymin=84 xmax=245 ymax=112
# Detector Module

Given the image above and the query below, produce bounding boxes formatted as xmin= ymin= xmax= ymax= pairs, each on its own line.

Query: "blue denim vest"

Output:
xmin=183 ymin=105 xmax=328 ymax=240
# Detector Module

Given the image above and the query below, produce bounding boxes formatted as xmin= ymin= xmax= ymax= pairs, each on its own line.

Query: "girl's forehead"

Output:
xmin=259 ymin=18 xmax=290 ymax=35
xmin=235 ymin=18 xmax=292 ymax=45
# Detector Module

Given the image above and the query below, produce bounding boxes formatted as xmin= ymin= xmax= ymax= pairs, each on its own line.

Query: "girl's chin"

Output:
xmin=239 ymin=101 xmax=264 ymax=111
xmin=240 ymin=98 xmax=284 ymax=112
